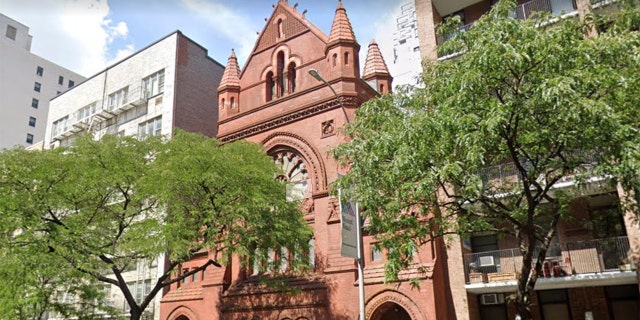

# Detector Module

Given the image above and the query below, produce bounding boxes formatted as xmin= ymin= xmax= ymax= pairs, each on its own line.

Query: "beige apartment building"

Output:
xmin=0 ymin=13 xmax=84 ymax=150
xmin=44 ymin=30 xmax=224 ymax=319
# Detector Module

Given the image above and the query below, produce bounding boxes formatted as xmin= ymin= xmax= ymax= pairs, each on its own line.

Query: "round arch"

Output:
xmin=262 ymin=132 xmax=328 ymax=196
xmin=166 ymin=306 xmax=199 ymax=320
xmin=366 ymin=290 xmax=428 ymax=320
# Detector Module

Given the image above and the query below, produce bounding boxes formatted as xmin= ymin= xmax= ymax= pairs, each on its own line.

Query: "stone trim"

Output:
xmin=219 ymin=96 xmax=359 ymax=143
xmin=263 ymin=132 xmax=328 ymax=195
xmin=166 ymin=305 xmax=200 ymax=320
xmin=366 ymin=289 xmax=428 ymax=320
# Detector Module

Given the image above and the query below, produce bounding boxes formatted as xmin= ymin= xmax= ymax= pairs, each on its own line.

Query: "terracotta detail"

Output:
xmin=366 ymin=290 xmax=428 ymax=320
xmin=219 ymin=96 xmax=359 ymax=143
xmin=262 ymin=131 xmax=327 ymax=194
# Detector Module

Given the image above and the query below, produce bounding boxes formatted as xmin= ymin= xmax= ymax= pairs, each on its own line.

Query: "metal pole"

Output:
xmin=309 ymin=69 xmax=363 ymax=320
xmin=308 ymin=69 xmax=350 ymax=124
xmin=356 ymin=202 xmax=365 ymax=320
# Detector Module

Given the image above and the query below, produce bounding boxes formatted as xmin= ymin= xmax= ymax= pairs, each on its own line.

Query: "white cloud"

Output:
xmin=0 ymin=0 xmax=130 ymax=76
xmin=180 ymin=0 xmax=257 ymax=65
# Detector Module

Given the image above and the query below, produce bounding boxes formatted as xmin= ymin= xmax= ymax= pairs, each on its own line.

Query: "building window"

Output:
xmin=332 ymin=53 xmax=337 ymax=67
xmin=26 ymin=133 xmax=34 ymax=144
xmin=538 ymin=289 xmax=571 ymax=320
xmin=51 ymin=116 xmax=69 ymax=138
xmin=138 ymin=116 xmax=162 ymax=138
xmin=230 ymin=97 xmax=235 ymax=109
xmin=31 ymin=98 xmax=39 ymax=109
xmin=36 ymin=66 xmax=43 ymax=76
xmin=143 ymin=69 xmax=165 ymax=98
xmin=182 ymin=268 xmax=189 ymax=283
xmin=68 ymin=80 xmax=75 ymax=88
xmin=287 ymin=63 xmax=296 ymax=93
xmin=192 ymin=269 xmax=198 ymax=282
xmin=277 ymin=51 xmax=285 ymax=97
xmin=131 ymin=279 xmax=152 ymax=304
xmin=28 ymin=117 xmax=36 ymax=127
xmin=5 ymin=25 xmax=17 ymax=40
xmin=344 ymin=52 xmax=349 ymax=65
xmin=58 ymin=76 xmax=64 ymax=85
xmin=371 ymin=246 xmax=383 ymax=262
xmin=277 ymin=18 xmax=284 ymax=38
xmin=220 ymin=98 xmax=225 ymax=109
xmin=274 ymin=150 xmax=309 ymax=202
xmin=108 ymin=87 xmax=129 ymax=111
xmin=76 ymin=102 xmax=97 ymax=123
xmin=605 ymin=285 xmax=639 ymax=320
xmin=266 ymin=71 xmax=274 ymax=102
xmin=34 ymin=82 xmax=41 ymax=92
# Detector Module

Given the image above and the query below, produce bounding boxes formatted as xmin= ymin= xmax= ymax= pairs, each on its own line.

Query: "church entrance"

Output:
xmin=370 ymin=301 xmax=412 ymax=320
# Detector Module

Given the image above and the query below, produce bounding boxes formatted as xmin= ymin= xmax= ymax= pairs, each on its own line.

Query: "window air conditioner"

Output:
xmin=478 ymin=255 xmax=495 ymax=267
xmin=481 ymin=293 xmax=505 ymax=305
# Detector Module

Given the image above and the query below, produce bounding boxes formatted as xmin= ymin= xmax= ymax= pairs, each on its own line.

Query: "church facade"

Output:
xmin=160 ymin=1 xmax=452 ymax=319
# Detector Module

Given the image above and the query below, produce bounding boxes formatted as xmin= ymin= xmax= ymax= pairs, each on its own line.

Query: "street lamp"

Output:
xmin=309 ymin=68 xmax=364 ymax=320
xmin=308 ymin=69 xmax=350 ymax=124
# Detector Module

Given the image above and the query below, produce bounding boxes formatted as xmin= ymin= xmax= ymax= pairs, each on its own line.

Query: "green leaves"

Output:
xmin=334 ymin=0 xmax=640 ymax=293
xmin=0 ymin=130 xmax=311 ymax=318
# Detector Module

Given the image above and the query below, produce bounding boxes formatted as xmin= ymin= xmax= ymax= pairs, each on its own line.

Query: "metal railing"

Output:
xmin=464 ymin=236 xmax=634 ymax=284
xmin=436 ymin=0 xmax=577 ymax=57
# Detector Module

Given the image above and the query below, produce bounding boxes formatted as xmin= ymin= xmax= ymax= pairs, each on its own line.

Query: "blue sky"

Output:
xmin=1 ymin=0 xmax=404 ymax=77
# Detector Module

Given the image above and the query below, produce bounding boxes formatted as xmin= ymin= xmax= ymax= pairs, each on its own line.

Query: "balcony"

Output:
xmin=464 ymin=236 xmax=636 ymax=293
xmin=436 ymin=0 xmax=577 ymax=58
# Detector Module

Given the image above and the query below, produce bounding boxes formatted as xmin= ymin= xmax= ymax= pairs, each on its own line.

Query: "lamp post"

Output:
xmin=308 ymin=69 xmax=350 ymax=124
xmin=309 ymin=69 xmax=364 ymax=320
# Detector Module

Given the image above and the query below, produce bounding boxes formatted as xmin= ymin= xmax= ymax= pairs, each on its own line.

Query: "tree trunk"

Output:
xmin=130 ymin=308 xmax=142 ymax=320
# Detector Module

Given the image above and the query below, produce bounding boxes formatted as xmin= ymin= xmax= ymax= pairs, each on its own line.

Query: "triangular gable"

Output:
xmin=240 ymin=1 xmax=329 ymax=79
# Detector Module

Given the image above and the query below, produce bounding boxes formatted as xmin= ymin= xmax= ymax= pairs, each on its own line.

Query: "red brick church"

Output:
xmin=160 ymin=1 xmax=452 ymax=319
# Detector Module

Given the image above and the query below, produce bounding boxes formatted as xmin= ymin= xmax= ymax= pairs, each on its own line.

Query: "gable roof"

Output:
xmin=239 ymin=0 xmax=329 ymax=79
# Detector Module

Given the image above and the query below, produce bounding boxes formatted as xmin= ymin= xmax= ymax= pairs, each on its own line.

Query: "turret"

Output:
xmin=325 ymin=1 xmax=360 ymax=80
xmin=218 ymin=49 xmax=241 ymax=120
xmin=362 ymin=40 xmax=392 ymax=94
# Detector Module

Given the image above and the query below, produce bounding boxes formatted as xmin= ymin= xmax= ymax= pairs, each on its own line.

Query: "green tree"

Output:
xmin=0 ymin=130 xmax=311 ymax=320
xmin=334 ymin=1 xmax=640 ymax=318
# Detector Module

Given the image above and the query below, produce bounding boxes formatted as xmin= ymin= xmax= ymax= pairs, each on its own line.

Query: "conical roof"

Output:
xmin=327 ymin=1 xmax=357 ymax=46
xmin=363 ymin=40 xmax=390 ymax=80
xmin=219 ymin=49 xmax=241 ymax=89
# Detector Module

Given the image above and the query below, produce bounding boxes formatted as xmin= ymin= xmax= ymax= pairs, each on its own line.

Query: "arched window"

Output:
xmin=277 ymin=51 xmax=285 ymax=97
xmin=220 ymin=98 xmax=225 ymax=109
xmin=344 ymin=52 xmax=349 ymax=65
xmin=273 ymin=150 xmax=309 ymax=202
xmin=379 ymin=84 xmax=385 ymax=93
xmin=277 ymin=19 xmax=284 ymax=38
xmin=266 ymin=71 xmax=274 ymax=101
xmin=230 ymin=97 xmax=235 ymax=109
xmin=287 ymin=63 xmax=296 ymax=93
xmin=332 ymin=53 xmax=337 ymax=67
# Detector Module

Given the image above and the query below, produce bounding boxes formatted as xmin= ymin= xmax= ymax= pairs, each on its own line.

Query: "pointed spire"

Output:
xmin=219 ymin=49 xmax=241 ymax=89
xmin=327 ymin=0 xmax=357 ymax=45
xmin=363 ymin=40 xmax=390 ymax=79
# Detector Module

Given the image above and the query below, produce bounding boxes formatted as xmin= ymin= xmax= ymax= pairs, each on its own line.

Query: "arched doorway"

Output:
xmin=370 ymin=301 xmax=412 ymax=320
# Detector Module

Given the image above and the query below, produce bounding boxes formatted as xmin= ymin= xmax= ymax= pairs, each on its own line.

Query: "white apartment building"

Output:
xmin=45 ymin=30 xmax=224 ymax=319
xmin=390 ymin=1 xmax=423 ymax=88
xmin=0 ymin=13 xmax=84 ymax=150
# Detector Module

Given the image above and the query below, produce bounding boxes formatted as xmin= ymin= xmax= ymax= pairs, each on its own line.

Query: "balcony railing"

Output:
xmin=436 ymin=0 xmax=577 ymax=58
xmin=464 ymin=236 xmax=634 ymax=284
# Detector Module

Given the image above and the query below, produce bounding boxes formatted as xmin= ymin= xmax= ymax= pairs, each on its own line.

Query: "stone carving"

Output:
xmin=321 ymin=119 xmax=334 ymax=137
